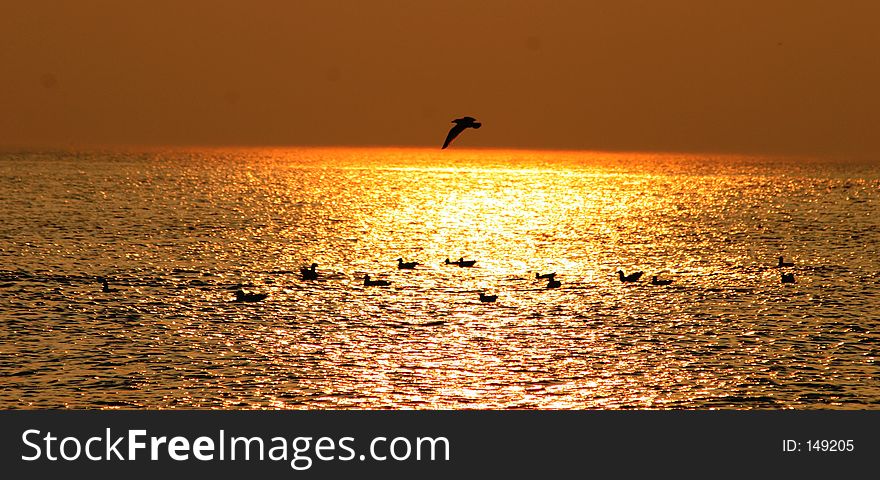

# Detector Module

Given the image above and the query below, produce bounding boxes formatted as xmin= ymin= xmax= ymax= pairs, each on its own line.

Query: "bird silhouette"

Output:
xmin=97 ymin=277 xmax=118 ymax=293
xmin=233 ymin=289 xmax=268 ymax=302
xmin=651 ymin=275 xmax=673 ymax=286
xmin=777 ymin=256 xmax=794 ymax=267
xmin=444 ymin=257 xmax=477 ymax=267
xmin=397 ymin=258 xmax=419 ymax=269
xmin=301 ymin=263 xmax=318 ymax=280
xmin=456 ymin=257 xmax=477 ymax=267
xmin=546 ymin=278 xmax=561 ymax=289
xmin=441 ymin=116 xmax=481 ymax=149
xmin=363 ymin=274 xmax=391 ymax=287
xmin=781 ymin=272 xmax=796 ymax=284
xmin=618 ymin=270 xmax=643 ymax=282
xmin=479 ymin=292 xmax=498 ymax=303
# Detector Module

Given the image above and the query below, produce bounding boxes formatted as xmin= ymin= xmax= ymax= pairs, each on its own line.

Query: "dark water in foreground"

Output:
xmin=1 ymin=148 xmax=878 ymax=409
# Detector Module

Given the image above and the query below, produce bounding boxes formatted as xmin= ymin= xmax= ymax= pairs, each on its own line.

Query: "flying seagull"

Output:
xmin=441 ymin=116 xmax=481 ymax=149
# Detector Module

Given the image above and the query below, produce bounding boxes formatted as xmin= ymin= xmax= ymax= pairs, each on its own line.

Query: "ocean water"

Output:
xmin=0 ymin=147 xmax=877 ymax=409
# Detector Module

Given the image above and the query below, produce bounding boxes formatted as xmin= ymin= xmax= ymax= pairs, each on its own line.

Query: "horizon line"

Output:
xmin=0 ymin=142 xmax=853 ymax=161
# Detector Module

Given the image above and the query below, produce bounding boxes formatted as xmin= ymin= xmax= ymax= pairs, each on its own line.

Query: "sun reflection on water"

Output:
xmin=0 ymin=148 xmax=878 ymax=409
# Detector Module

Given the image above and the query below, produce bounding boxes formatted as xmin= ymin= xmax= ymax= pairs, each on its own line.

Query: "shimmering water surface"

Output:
xmin=1 ymin=148 xmax=878 ymax=409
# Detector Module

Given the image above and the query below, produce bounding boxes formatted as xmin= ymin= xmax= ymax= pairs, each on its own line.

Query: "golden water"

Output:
xmin=1 ymin=148 xmax=877 ymax=408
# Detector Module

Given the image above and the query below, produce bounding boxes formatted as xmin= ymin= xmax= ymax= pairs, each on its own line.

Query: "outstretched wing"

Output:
xmin=442 ymin=123 xmax=467 ymax=149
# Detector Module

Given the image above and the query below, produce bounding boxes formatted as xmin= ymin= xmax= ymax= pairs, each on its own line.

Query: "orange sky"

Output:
xmin=1 ymin=0 xmax=878 ymax=156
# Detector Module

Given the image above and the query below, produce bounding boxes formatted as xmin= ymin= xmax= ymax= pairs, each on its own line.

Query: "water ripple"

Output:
xmin=0 ymin=148 xmax=878 ymax=409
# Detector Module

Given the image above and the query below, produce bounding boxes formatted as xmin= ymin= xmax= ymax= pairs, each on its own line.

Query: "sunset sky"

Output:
xmin=2 ymin=0 xmax=878 ymax=156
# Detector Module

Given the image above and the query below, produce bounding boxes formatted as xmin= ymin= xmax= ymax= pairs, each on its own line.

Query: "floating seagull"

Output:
xmin=479 ymin=292 xmax=498 ymax=303
xmin=546 ymin=278 xmax=561 ymax=289
xmin=535 ymin=272 xmax=557 ymax=280
xmin=444 ymin=257 xmax=477 ymax=267
xmin=300 ymin=263 xmax=318 ymax=280
xmin=618 ymin=270 xmax=643 ymax=283
xmin=777 ymin=256 xmax=794 ymax=267
xmin=397 ymin=258 xmax=419 ymax=269
xmin=301 ymin=263 xmax=318 ymax=279
xmin=651 ymin=275 xmax=673 ymax=286
xmin=441 ymin=116 xmax=481 ymax=149
xmin=455 ymin=257 xmax=477 ymax=267
xmin=97 ymin=277 xmax=118 ymax=293
xmin=363 ymin=274 xmax=391 ymax=287
xmin=233 ymin=289 xmax=268 ymax=302
xmin=781 ymin=272 xmax=796 ymax=284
